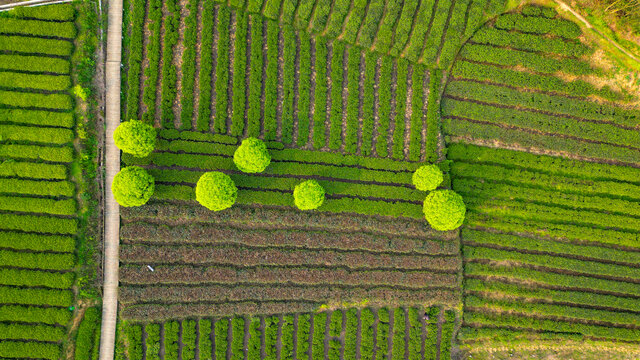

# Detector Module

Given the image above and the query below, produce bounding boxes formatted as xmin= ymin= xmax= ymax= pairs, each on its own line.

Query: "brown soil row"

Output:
xmin=119 ymin=283 xmax=459 ymax=306
xmin=120 ymin=222 xmax=459 ymax=255
xmin=120 ymin=264 xmax=459 ymax=288
xmin=120 ymin=202 xmax=442 ymax=240
xmin=119 ymin=243 xmax=460 ymax=270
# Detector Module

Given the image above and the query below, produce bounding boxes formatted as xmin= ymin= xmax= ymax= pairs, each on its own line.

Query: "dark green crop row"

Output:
xmin=196 ymin=0 xmax=214 ymax=131
xmin=388 ymin=0 xmax=418 ymax=57
xmin=459 ymin=43 xmax=594 ymax=76
xmin=360 ymin=52 xmax=375 ymax=156
xmin=164 ymin=321 xmax=179 ymax=360
xmin=495 ymin=13 xmax=582 ymax=39
xmin=0 ymin=34 xmax=73 ymax=56
xmin=445 ymin=81 xmax=637 ymax=128
xmin=471 ymin=27 xmax=590 ymax=57
xmin=425 ymin=70 xmax=443 ymax=162
xmin=375 ymin=56 xmax=392 ymax=157
xmin=451 ymin=61 xmax=623 ymax=101
xmin=409 ymin=65 xmax=425 ymax=161
xmin=246 ymin=15 xmax=263 ymax=138
xmin=391 ymin=59 xmax=408 ymax=159
xmin=0 ymin=18 xmax=76 ymax=39
xmin=74 ymin=307 xmax=100 ymax=360
xmin=328 ymin=41 xmax=345 ymax=150
xmin=377 ymin=307 xmax=390 ymax=356
xmin=521 ymin=4 xmax=557 ymax=17
xmin=418 ymin=0 xmax=450 ymax=64
xmin=198 ymin=319 xmax=212 ymax=360
xmin=0 ymin=304 xmax=71 ymax=326
xmin=312 ymin=312 xmax=326 ymax=359
xmin=309 ymin=0 xmax=330 ymax=33
xmin=440 ymin=310 xmax=455 ymax=360
xmin=296 ymin=31 xmax=311 ymax=147
xmin=0 ymin=108 xmax=73 ymax=128
xmin=408 ymin=308 xmax=422 ymax=359
xmin=178 ymin=0 xmax=198 ymax=130
xmin=447 ymin=143 xmax=640 ymax=184
xmin=281 ymin=25 xmax=296 ymax=144
xmin=264 ymin=20 xmax=279 ymax=140
xmin=402 ymin=0 xmax=436 ymax=62
xmin=214 ymin=6 xmax=231 ymax=133
xmin=264 ymin=316 xmax=278 ymax=359
xmin=356 ymin=0 xmax=385 ymax=48
xmin=159 ymin=0 xmax=179 ymax=128
xmin=262 ymin=0 xmax=280 ymax=18
xmin=0 ymin=248 xmax=75 ymax=271
xmin=282 ymin=315 xmax=294 ymax=358
xmin=0 ymin=322 xmax=65 ymax=342
xmin=8 ymin=3 xmax=75 ymax=21
xmin=124 ymin=0 xmax=145 ymax=120
xmin=340 ymin=0 xmax=366 ymax=43
xmin=125 ymin=324 xmax=143 ymax=360
xmin=0 ymin=179 xmax=74 ymax=198
xmin=141 ymin=0 xmax=162 ymax=122
xmin=425 ymin=307 xmax=440 ymax=359
xmin=214 ymin=318 xmax=228 ymax=360
xmin=145 ymin=323 xmax=160 ymax=360
xmin=0 ymin=125 xmax=74 ymax=145
xmin=0 ymin=72 xmax=70 ymax=92
xmin=231 ymin=317 xmax=245 ymax=359
xmin=181 ymin=320 xmax=196 ymax=360
xmin=0 ymin=285 xmax=73 ymax=306
xmin=312 ymin=37 xmax=328 ymax=149
xmin=0 ymin=213 xmax=76 ymax=234
xmin=230 ymin=11 xmax=248 ymax=136
xmin=0 ymin=143 xmax=73 ymax=163
xmin=372 ymin=0 xmax=402 ymax=54
xmin=324 ymin=0 xmax=352 ymax=39
xmin=0 ymin=90 xmax=72 ymax=110
xmin=439 ymin=0 xmax=471 ymax=67
xmin=392 ymin=308 xmax=405 ymax=359
xmin=0 ymin=340 xmax=60 ymax=360
xmin=343 ymin=47 xmax=360 ymax=154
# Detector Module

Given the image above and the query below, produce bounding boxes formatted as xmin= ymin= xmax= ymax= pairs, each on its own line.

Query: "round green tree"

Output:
xmin=113 ymin=120 xmax=156 ymax=157
xmin=413 ymin=164 xmax=443 ymax=191
xmin=294 ymin=180 xmax=325 ymax=210
xmin=233 ymin=137 xmax=271 ymax=173
xmin=112 ymin=166 xmax=155 ymax=207
xmin=423 ymin=190 xmax=466 ymax=231
xmin=195 ymin=171 xmax=238 ymax=211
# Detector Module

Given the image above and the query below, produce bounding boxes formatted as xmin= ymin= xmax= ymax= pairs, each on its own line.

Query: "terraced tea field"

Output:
xmin=0 ymin=3 xmax=101 ymax=360
xmin=111 ymin=0 xmax=640 ymax=357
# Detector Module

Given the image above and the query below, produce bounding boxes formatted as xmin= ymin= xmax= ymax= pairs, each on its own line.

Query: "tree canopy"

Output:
xmin=293 ymin=180 xmax=325 ymax=210
xmin=233 ymin=137 xmax=271 ymax=173
xmin=195 ymin=171 xmax=238 ymax=211
xmin=112 ymin=166 xmax=155 ymax=207
xmin=113 ymin=120 xmax=156 ymax=157
xmin=423 ymin=190 xmax=466 ymax=231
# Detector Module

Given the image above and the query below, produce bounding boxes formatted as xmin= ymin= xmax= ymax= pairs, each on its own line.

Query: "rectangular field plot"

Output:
xmin=0 ymin=3 xmax=92 ymax=360
xmin=122 ymin=306 xmax=456 ymax=359
xmin=449 ymin=144 xmax=640 ymax=347
xmin=119 ymin=202 xmax=461 ymax=320
xmin=122 ymin=0 xmax=472 ymax=162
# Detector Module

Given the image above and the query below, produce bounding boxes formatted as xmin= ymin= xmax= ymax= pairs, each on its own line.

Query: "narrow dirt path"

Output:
xmin=98 ymin=0 xmax=122 ymax=357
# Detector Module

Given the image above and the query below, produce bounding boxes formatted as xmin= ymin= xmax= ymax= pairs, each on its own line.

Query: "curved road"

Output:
xmin=99 ymin=0 xmax=122 ymax=357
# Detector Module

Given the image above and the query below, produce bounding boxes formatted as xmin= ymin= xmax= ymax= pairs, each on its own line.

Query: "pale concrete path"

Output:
xmin=99 ymin=0 xmax=122 ymax=357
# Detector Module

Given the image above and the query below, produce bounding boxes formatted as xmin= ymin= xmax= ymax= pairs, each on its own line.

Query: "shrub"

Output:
xmin=112 ymin=166 xmax=155 ymax=207
xmin=423 ymin=190 xmax=466 ymax=231
xmin=233 ymin=137 xmax=271 ymax=173
xmin=114 ymin=120 xmax=156 ymax=157
xmin=294 ymin=180 xmax=325 ymax=210
xmin=413 ymin=164 xmax=444 ymax=191
xmin=195 ymin=172 xmax=237 ymax=211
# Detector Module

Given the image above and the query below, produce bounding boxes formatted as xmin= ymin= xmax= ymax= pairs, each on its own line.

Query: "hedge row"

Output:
xmin=125 ymin=325 xmax=143 ymax=360
xmin=198 ymin=319 xmax=212 ymax=360
xmin=417 ymin=0 xmax=450 ymax=64
xmin=452 ymin=60 xmax=622 ymax=101
xmin=357 ymin=0 xmax=385 ymax=48
xmin=213 ymin=7 xmax=231 ymax=133
xmin=438 ymin=0 xmax=470 ymax=67
xmin=340 ymin=0 xmax=366 ymax=44
xmin=0 ymin=340 xmax=60 ymax=360
xmin=372 ymin=0 xmax=403 ymax=53
xmin=9 ymin=3 xmax=74 ymax=21
xmin=247 ymin=317 xmax=260 ymax=358
xmin=74 ymin=307 xmax=100 ymax=360
xmin=388 ymin=0 xmax=418 ymax=57
xmin=0 ymin=179 xmax=74 ymax=198
xmin=323 ymin=0 xmax=351 ymax=39
xmin=0 ymin=108 xmax=73 ymax=127
xmin=328 ymin=42 xmax=345 ymax=150
xmin=0 ymin=34 xmax=73 ymax=56
xmin=0 ymin=72 xmax=70 ymax=92
xmin=447 ymin=143 xmax=640 ymax=183
xmin=465 ymin=262 xmax=640 ymax=298
xmin=445 ymin=81 xmax=637 ymax=128
xmin=467 ymin=295 xmax=640 ymax=328
xmin=309 ymin=0 xmax=331 ymax=33
xmin=425 ymin=307 xmax=440 ymax=359
xmin=465 ymin=278 xmax=640 ymax=314
xmin=0 ymin=322 xmax=65 ymax=342
xmin=0 ymin=90 xmax=72 ymax=110
xmin=124 ymin=0 xmax=145 ymax=120
xmin=0 ymin=160 xmax=67 ymax=180
xmin=0 ymin=304 xmax=71 ymax=325
xmin=402 ymin=0 xmax=436 ymax=62
xmin=471 ymin=26 xmax=590 ymax=57
xmin=0 ymin=285 xmax=73 ymax=306
xmin=141 ymin=0 xmax=162 ymax=122
xmin=0 ymin=124 xmax=74 ymax=145
xmin=455 ymin=178 xmax=640 ymax=218
xmin=178 ymin=0 xmax=198 ymax=129
xmin=0 ymin=18 xmax=76 ymax=39
xmin=459 ymin=43 xmax=595 ymax=76
xmin=0 ymin=248 xmax=75 ymax=270
xmin=495 ymin=12 xmax=582 ymax=39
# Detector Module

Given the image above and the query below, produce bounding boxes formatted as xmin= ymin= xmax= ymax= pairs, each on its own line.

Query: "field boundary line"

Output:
xmin=99 ymin=0 xmax=122 ymax=356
